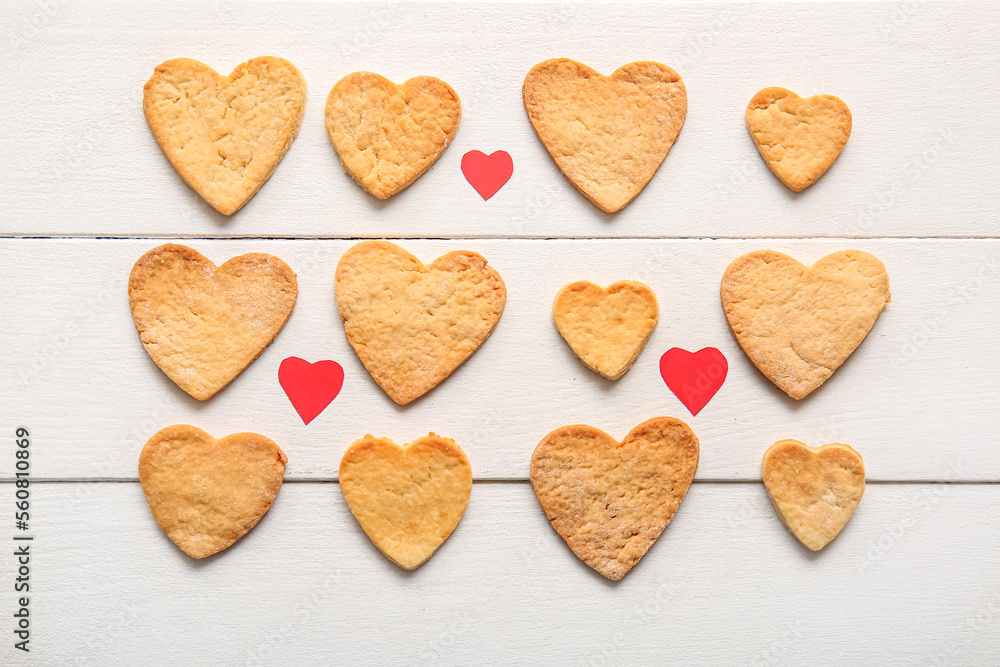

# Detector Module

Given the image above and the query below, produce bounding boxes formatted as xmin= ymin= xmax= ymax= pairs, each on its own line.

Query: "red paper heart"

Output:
xmin=659 ymin=347 xmax=728 ymax=416
xmin=278 ymin=357 xmax=344 ymax=425
xmin=461 ymin=150 xmax=513 ymax=200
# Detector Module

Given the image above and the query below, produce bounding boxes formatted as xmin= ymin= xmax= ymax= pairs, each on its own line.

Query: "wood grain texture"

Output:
xmin=0 ymin=1 xmax=997 ymax=238
xmin=3 ymin=238 xmax=999 ymax=482
xmin=1 ymin=481 xmax=997 ymax=665
xmin=1 ymin=2 xmax=999 ymax=664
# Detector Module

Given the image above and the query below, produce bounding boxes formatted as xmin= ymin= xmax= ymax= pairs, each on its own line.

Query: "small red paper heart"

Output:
xmin=659 ymin=347 xmax=728 ymax=416
xmin=461 ymin=150 xmax=513 ymax=200
xmin=278 ymin=357 xmax=344 ymax=425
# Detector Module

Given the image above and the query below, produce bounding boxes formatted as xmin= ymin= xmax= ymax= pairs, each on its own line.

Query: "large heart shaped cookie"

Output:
xmin=129 ymin=244 xmax=298 ymax=400
xmin=746 ymin=87 xmax=852 ymax=191
xmin=335 ymin=241 xmax=506 ymax=405
xmin=143 ymin=56 xmax=306 ymax=215
xmin=721 ymin=250 xmax=890 ymax=399
xmin=762 ymin=439 xmax=865 ymax=551
xmin=523 ymin=58 xmax=687 ymax=212
xmin=139 ymin=425 xmax=287 ymax=558
xmin=339 ymin=433 xmax=472 ymax=569
xmin=553 ymin=280 xmax=658 ymax=380
xmin=325 ymin=72 xmax=461 ymax=198
xmin=530 ymin=417 xmax=699 ymax=580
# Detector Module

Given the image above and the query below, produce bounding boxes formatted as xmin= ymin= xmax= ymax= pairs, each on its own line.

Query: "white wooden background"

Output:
xmin=2 ymin=1 xmax=999 ymax=665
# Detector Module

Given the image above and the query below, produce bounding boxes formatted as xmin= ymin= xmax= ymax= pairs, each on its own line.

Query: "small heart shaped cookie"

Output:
xmin=721 ymin=250 xmax=890 ymax=399
xmin=139 ymin=425 xmax=287 ymax=558
xmin=745 ymin=87 xmax=852 ymax=191
xmin=325 ymin=72 xmax=461 ymax=198
xmin=553 ymin=280 xmax=658 ymax=380
xmin=335 ymin=241 xmax=506 ymax=405
xmin=530 ymin=417 xmax=699 ymax=580
xmin=762 ymin=440 xmax=865 ymax=551
xmin=143 ymin=56 xmax=306 ymax=215
xmin=129 ymin=244 xmax=297 ymax=400
xmin=339 ymin=433 xmax=472 ymax=569
xmin=523 ymin=58 xmax=687 ymax=212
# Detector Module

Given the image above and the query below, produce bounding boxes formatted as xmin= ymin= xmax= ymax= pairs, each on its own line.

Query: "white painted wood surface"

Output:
xmin=3 ymin=238 xmax=1000 ymax=482
xmin=1 ymin=481 xmax=998 ymax=666
xmin=0 ymin=1 xmax=997 ymax=239
xmin=2 ymin=1 xmax=999 ymax=665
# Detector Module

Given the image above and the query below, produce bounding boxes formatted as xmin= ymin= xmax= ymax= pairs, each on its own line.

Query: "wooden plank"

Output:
xmin=3 ymin=481 xmax=997 ymax=665
xmin=3 ymin=238 xmax=998 ymax=481
xmin=0 ymin=1 xmax=997 ymax=239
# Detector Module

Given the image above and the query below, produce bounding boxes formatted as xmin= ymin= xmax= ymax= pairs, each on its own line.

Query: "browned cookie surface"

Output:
xmin=523 ymin=58 xmax=687 ymax=212
xmin=128 ymin=243 xmax=297 ymax=400
xmin=139 ymin=424 xmax=287 ymax=559
xmin=530 ymin=417 xmax=699 ymax=580
xmin=335 ymin=241 xmax=505 ymax=405
xmin=143 ymin=56 xmax=306 ymax=214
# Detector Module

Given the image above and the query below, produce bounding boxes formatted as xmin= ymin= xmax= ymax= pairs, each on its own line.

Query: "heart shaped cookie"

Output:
xmin=721 ymin=250 xmax=890 ymax=399
xmin=143 ymin=56 xmax=306 ymax=215
xmin=339 ymin=433 xmax=472 ymax=569
xmin=129 ymin=244 xmax=298 ymax=400
xmin=553 ymin=280 xmax=658 ymax=380
xmin=523 ymin=58 xmax=687 ymax=212
xmin=139 ymin=425 xmax=287 ymax=558
xmin=325 ymin=72 xmax=461 ymax=198
xmin=762 ymin=440 xmax=865 ymax=551
xmin=745 ymin=87 xmax=852 ymax=191
xmin=335 ymin=241 xmax=506 ymax=405
xmin=530 ymin=417 xmax=699 ymax=580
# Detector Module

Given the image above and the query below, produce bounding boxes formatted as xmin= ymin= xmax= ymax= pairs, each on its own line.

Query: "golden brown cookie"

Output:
xmin=339 ymin=433 xmax=472 ymax=569
xmin=530 ymin=417 xmax=699 ymax=580
xmin=143 ymin=56 xmax=306 ymax=215
xmin=335 ymin=241 xmax=505 ymax=405
xmin=128 ymin=244 xmax=298 ymax=400
xmin=523 ymin=58 xmax=687 ymax=212
xmin=745 ymin=87 xmax=852 ymax=191
xmin=139 ymin=425 xmax=287 ymax=558
xmin=552 ymin=280 xmax=658 ymax=380
xmin=721 ymin=249 xmax=890 ymax=399
xmin=325 ymin=72 xmax=461 ymax=198
xmin=762 ymin=439 xmax=865 ymax=551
